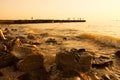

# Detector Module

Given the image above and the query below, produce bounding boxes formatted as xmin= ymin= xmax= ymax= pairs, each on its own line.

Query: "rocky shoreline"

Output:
xmin=0 ymin=25 xmax=120 ymax=80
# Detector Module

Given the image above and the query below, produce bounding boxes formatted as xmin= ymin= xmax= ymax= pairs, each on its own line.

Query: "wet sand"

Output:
xmin=0 ymin=25 xmax=120 ymax=80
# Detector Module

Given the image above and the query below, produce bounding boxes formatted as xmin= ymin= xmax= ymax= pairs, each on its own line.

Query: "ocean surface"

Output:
xmin=1 ymin=21 xmax=120 ymax=48
xmin=24 ymin=22 xmax=120 ymax=37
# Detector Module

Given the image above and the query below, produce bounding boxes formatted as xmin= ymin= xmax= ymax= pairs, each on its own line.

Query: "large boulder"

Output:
xmin=17 ymin=53 xmax=49 ymax=80
xmin=17 ymin=53 xmax=44 ymax=71
xmin=55 ymin=48 xmax=92 ymax=73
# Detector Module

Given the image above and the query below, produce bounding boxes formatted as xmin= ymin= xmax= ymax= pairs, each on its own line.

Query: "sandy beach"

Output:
xmin=0 ymin=24 xmax=120 ymax=80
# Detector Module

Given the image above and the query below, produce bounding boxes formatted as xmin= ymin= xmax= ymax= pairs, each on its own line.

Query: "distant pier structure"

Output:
xmin=0 ymin=18 xmax=86 ymax=24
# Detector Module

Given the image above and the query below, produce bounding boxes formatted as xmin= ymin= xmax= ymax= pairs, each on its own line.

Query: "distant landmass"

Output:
xmin=0 ymin=19 xmax=86 ymax=24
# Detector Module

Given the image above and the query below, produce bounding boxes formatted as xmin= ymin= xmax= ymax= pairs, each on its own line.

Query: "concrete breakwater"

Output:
xmin=0 ymin=19 xmax=86 ymax=24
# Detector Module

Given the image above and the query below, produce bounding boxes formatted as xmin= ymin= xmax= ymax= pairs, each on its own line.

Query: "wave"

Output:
xmin=77 ymin=33 xmax=120 ymax=48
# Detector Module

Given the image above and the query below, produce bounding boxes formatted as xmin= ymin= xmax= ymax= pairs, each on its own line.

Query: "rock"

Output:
xmin=3 ymin=28 xmax=11 ymax=35
xmin=17 ymin=53 xmax=49 ymax=80
xmin=0 ymin=43 xmax=7 ymax=52
xmin=0 ymin=51 xmax=18 ymax=68
xmin=17 ymin=53 xmax=44 ymax=71
xmin=17 ymin=36 xmax=27 ymax=43
xmin=30 ymin=41 xmax=41 ymax=45
xmin=92 ymin=56 xmax=113 ymax=68
xmin=0 ymin=29 xmax=6 ymax=40
xmin=46 ymin=38 xmax=57 ymax=44
xmin=11 ymin=45 xmax=38 ymax=59
xmin=102 ymin=74 xmax=110 ymax=80
xmin=70 ymin=48 xmax=86 ymax=54
xmin=27 ymin=34 xmax=36 ymax=40
xmin=11 ymin=28 xmax=17 ymax=32
xmin=5 ymin=35 xmax=15 ymax=40
xmin=40 ymin=33 xmax=49 ymax=38
xmin=55 ymin=48 xmax=92 ymax=73
xmin=115 ymin=50 xmax=120 ymax=58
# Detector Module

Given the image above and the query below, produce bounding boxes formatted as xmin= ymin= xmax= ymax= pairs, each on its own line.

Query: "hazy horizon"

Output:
xmin=1 ymin=0 xmax=120 ymax=24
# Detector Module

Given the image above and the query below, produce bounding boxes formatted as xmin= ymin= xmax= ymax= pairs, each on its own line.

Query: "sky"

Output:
xmin=0 ymin=0 xmax=120 ymax=23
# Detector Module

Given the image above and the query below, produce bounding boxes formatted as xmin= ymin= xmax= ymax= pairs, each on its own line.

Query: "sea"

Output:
xmin=21 ymin=21 xmax=120 ymax=48
xmin=1 ymin=20 xmax=120 ymax=48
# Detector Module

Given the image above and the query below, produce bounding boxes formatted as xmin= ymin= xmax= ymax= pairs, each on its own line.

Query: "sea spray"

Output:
xmin=78 ymin=33 xmax=120 ymax=48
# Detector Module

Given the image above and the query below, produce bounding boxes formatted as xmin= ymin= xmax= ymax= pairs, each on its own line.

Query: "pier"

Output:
xmin=0 ymin=19 xmax=86 ymax=24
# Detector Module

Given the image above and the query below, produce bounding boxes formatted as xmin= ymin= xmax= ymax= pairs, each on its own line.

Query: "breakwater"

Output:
xmin=0 ymin=19 xmax=86 ymax=24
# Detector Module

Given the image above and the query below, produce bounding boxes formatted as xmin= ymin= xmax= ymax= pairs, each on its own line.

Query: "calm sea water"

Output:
xmin=24 ymin=21 xmax=120 ymax=38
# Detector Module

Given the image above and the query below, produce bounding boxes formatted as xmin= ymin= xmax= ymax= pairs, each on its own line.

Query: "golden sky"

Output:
xmin=0 ymin=0 xmax=120 ymax=22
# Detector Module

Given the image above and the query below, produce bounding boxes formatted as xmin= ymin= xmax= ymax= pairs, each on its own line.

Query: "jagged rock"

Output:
xmin=0 ymin=51 xmax=18 ymax=68
xmin=17 ymin=53 xmax=44 ymax=71
xmin=92 ymin=56 xmax=113 ymax=68
xmin=55 ymin=48 xmax=92 ymax=73
xmin=46 ymin=38 xmax=57 ymax=44
xmin=115 ymin=50 xmax=120 ymax=58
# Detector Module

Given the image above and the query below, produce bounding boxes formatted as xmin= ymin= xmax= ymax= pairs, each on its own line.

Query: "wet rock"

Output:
xmin=115 ymin=50 xmax=120 ymax=58
xmin=92 ymin=56 xmax=113 ymax=68
xmin=29 ymin=41 xmax=41 ymax=45
xmin=17 ymin=53 xmax=44 ymax=71
xmin=12 ymin=37 xmax=22 ymax=46
xmin=63 ymin=37 xmax=67 ymax=40
xmin=11 ymin=28 xmax=17 ymax=32
xmin=0 ymin=51 xmax=18 ymax=68
xmin=40 ymin=33 xmax=49 ymax=38
xmin=27 ymin=34 xmax=36 ymax=40
xmin=46 ymin=38 xmax=57 ymax=44
xmin=17 ymin=53 xmax=49 ymax=80
xmin=99 ymin=55 xmax=110 ymax=59
xmin=5 ymin=35 xmax=15 ymax=40
xmin=3 ymin=28 xmax=11 ymax=35
xmin=70 ymin=48 xmax=86 ymax=54
xmin=55 ymin=48 xmax=92 ymax=73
